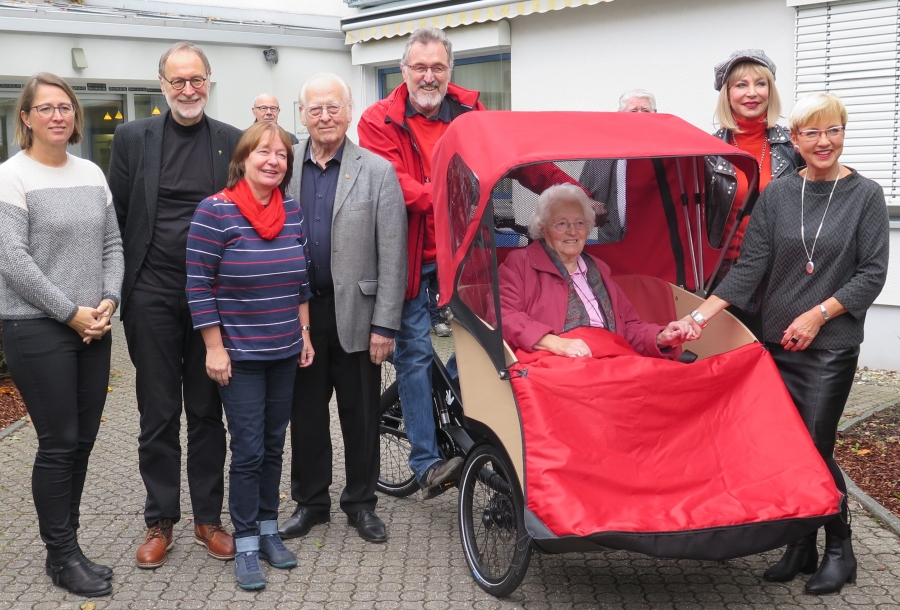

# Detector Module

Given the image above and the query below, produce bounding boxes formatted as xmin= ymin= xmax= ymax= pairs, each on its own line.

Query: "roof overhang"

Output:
xmin=341 ymin=0 xmax=613 ymax=45
xmin=0 ymin=0 xmax=345 ymax=51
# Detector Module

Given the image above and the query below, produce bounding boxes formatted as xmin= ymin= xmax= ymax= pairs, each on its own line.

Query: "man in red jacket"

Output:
xmin=359 ymin=27 xmax=604 ymax=499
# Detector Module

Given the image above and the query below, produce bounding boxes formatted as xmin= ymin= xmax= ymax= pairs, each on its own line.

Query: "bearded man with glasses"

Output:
xmin=108 ymin=40 xmax=243 ymax=569
xmin=359 ymin=27 xmax=604 ymax=500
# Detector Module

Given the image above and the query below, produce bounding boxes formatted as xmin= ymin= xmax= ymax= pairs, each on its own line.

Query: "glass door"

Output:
xmin=0 ymin=95 xmax=20 ymax=165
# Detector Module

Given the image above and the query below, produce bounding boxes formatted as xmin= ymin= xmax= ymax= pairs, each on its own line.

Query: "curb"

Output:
xmin=842 ymin=467 xmax=900 ymax=538
xmin=0 ymin=417 xmax=28 ymax=441
xmin=837 ymin=397 xmax=900 ymax=538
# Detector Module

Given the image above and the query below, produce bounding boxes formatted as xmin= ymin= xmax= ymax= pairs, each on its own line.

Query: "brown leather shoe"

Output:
xmin=194 ymin=524 xmax=235 ymax=561
xmin=136 ymin=519 xmax=174 ymax=569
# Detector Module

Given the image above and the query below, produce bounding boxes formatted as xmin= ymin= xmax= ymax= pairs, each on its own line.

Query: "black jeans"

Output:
xmin=219 ymin=356 xmax=296 ymax=538
xmin=3 ymin=318 xmax=111 ymax=563
xmin=769 ymin=343 xmax=859 ymax=539
xmin=289 ymin=294 xmax=381 ymax=515
xmin=123 ymin=288 xmax=226 ymax=527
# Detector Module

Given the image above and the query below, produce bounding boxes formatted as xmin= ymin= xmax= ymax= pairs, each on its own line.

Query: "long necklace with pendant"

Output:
xmin=800 ymin=170 xmax=839 ymax=274
xmin=732 ymin=132 xmax=768 ymax=170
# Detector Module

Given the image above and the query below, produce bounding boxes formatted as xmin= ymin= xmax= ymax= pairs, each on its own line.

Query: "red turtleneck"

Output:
xmin=725 ymin=116 xmax=773 ymax=259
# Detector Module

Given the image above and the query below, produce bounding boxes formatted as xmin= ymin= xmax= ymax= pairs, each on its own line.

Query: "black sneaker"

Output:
xmin=419 ymin=457 xmax=464 ymax=500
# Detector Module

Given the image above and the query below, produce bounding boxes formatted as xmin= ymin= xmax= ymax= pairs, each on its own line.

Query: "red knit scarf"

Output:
xmin=222 ymin=178 xmax=285 ymax=240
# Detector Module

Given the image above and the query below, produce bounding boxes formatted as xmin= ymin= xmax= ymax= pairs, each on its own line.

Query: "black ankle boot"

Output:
xmin=46 ymin=552 xmax=113 ymax=581
xmin=805 ymin=534 xmax=857 ymax=595
xmin=46 ymin=557 xmax=113 ymax=597
xmin=763 ymin=532 xmax=818 ymax=582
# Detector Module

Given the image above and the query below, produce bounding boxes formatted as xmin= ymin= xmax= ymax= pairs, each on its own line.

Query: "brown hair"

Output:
xmin=227 ymin=122 xmax=295 ymax=195
xmin=15 ymin=72 xmax=84 ymax=149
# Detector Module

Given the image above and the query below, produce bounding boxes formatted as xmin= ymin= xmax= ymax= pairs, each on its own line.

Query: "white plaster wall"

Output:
xmin=861 ymin=304 xmax=900 ymax=371
xmin=509 ymin=0 xmax=797 ymax=132
xmin=0 ymin=32 xmax=360 ymax=139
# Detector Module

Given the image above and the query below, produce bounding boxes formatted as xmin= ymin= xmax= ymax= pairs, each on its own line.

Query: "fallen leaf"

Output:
xmin=279 ymin=494 xmax=287 ymax=499
xmin=0 ymin=388 xmax=12 ymax=394
xmin=80 ymin=601 xmax=96 ymax=610
xmin=9 ymin=436 xmax=19 ymax=441
xmin=856 ymin=449 xmax=871 ymax=456
xmin=107 ymin=387 xmax=113 ymax=393
xmin=314 ymin=541 xmax=324 ymax=548
xmin=100 ymin=418 xmax=107 ymax=423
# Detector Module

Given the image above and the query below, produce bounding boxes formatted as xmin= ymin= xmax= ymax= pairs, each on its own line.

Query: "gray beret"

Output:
xmin=714 ymin=49 xmax=776 ymax=91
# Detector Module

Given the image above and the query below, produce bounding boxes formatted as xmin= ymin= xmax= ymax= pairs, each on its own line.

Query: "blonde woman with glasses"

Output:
xmin=687 ymin=92 xmax=889 ymax=595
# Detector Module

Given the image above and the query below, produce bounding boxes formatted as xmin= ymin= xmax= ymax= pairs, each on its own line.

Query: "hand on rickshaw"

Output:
xmin=588 ymin=198 xmax=608 ymax=228
xmin=657 ymin=320 xmax=700 ymax=348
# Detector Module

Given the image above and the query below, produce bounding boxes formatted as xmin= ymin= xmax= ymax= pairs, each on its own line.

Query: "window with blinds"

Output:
xmin=795 ymin=0 xmax=900 ymax=202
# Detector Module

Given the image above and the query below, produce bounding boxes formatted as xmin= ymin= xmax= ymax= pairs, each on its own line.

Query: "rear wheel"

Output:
xmin=377 ymin=359 xmax=419 ymax=497
xmin=458 ymin=444 xmax=532 ymax=597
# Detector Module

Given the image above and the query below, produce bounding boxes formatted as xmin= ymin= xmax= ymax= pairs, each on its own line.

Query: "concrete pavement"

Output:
xmin=1 ymin=320 xmax=899 ymax=609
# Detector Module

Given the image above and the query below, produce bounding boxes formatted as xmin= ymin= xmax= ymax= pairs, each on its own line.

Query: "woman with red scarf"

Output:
xmin=706 ymin=49 xmax=803 ymax=337
xmin=186 ymin=121 xmax=313 ymax=590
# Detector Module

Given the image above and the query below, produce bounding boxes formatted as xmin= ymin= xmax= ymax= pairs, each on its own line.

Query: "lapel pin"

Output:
xmin=218 ymin=150 xmax=222 ymax=155
xmin=345 ymin=173 xmax=350 ymax=179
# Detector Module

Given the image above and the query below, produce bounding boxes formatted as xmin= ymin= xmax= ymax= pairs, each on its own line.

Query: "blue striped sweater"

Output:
xmin=186 ymin=191 xmax=311 ymax=361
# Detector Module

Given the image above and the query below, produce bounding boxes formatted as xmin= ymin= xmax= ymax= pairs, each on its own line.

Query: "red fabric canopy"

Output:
xmin=431 ymin=111 xmax=760 ymax=304
xmin=510 ymin=328 xmax=840 ymax=540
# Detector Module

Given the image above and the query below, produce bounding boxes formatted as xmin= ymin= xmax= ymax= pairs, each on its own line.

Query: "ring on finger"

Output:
xmin=790 ymin=337 xmax=799 ymax=344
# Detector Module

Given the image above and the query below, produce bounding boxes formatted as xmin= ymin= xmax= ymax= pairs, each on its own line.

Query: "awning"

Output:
xmin=343 ymin=0 xmax=613 ymax=44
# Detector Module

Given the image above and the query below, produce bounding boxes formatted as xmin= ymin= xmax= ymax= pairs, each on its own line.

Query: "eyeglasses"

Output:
xmin=550 ymin=220 xmax=588 ymax=233
xmin=31 ymin=103 xmax=77 ymax=118
xmin=305 ymin=104 xmax=345 ymax=118
xmin=796 ymin=126 xmax=845 ymax=141
xmin=254 ymin=105 xmax=279 ymax=113
xmin=162 ymin=76 xmax=208 ymax=91
xmin=626 ymin=107 xmax=654 ymax=113
xmin=404 ymin=64 xmax=449 ymax=75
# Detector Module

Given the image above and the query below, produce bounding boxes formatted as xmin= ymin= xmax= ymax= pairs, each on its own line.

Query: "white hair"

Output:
xmin=298 ymin=73 xmax=353 ymax=109
xmin=253 ymin=92 xmax=278 ymax=107
xmin=618 ymin=89 xmax=657 ymax=112
xmin=401 ymin=26 xmax=454 ymax=70
xmin=528 ymin=183 xmax=596 ymax=239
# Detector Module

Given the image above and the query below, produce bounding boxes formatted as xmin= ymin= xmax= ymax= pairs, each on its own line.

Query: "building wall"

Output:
xmin=509 ymin=0 xmax=797 ymax=130
xmin=92 ymin=0 xmax=357 ymax=18
xmin=0 ymin=32 xmax=359 ymax=139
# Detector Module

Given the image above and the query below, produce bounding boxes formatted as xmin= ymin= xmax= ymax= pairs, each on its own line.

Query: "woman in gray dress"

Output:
xmin=687 ymin=92 xmax=889 ymax=595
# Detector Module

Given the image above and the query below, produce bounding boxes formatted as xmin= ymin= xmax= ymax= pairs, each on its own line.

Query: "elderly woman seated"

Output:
xmin=499 ymin=183 xmax=697 ymax=358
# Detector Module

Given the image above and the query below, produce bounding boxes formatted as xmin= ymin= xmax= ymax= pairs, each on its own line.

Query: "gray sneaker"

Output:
xmin=419 ymin=457 xmax=464 ymax=500
xmin=433 ymin=322 xmax=452 ymax=337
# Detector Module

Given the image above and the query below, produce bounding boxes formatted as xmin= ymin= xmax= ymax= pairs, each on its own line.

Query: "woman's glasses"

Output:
xmin=550 ymin=220 xmax=588 ymax=233
xmin=796 ymin=126 xmax=845 ymax=142
xmin=31 ymin=103 xmax=76 ymax=118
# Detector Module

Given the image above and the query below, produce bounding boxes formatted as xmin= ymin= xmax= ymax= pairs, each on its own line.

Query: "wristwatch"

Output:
xmin=690 ymin=309 xmax=709 ymax=328
xmin=819 ymin=304 xmax=829 ymax=321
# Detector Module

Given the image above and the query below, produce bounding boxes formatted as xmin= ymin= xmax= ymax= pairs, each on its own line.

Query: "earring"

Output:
xmin=793 ymin=144 xmax=800 ymax=151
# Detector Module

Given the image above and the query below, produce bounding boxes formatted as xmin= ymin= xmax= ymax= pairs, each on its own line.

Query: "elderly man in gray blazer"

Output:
xmin=278 ymin=73 xmax=406 ymax=544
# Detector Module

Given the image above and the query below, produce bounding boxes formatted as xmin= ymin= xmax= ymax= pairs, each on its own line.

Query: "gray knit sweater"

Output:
xmin=714 ymin=169 xmax=889 ymax=349
xmin=0 ymin=152 xmax=124 ymax=323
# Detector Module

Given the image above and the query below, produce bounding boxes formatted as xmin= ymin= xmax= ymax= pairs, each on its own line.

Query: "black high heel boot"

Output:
xmin=805 ymin=534 xmax=857 ymax=595
xmin=46 ymin=557 xmax=113 ymax=597
xmin=763 ymin=532 xmax=818 ymax=582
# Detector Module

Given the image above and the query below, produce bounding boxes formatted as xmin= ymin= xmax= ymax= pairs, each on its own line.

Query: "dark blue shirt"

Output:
xmin=300 ymin=140 xmax=345 ymax=293
xmin=404 ymin=97 xmax=452 ymax=122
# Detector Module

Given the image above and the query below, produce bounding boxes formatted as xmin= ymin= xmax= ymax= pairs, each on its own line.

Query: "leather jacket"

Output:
xmin=705 ymin=124 xmax=803 ymax=247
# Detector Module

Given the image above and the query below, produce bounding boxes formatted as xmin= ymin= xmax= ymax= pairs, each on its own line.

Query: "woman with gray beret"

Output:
xmin=706 ymin=49 xmax=803 ymax=337
xmin=688 ymin=93 xmax=889 ymax=595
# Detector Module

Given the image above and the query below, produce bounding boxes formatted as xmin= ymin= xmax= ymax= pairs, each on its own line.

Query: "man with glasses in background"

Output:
xmin=108 ymin=41 xmax=243 ymax=569
xmin=250 ymin=93 xmax=299 ymax=145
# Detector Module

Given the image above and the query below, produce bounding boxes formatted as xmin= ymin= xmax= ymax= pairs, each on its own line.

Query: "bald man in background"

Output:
xmin=251 ymin=93 xmax=299 ymax=145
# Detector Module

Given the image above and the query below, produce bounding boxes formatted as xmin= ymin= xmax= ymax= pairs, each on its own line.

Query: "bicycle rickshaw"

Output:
xmin=379 ymin=111 xmax=842 ymax=596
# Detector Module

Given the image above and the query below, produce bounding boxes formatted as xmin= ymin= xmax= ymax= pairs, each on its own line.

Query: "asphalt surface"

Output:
xmin=1 ymin=320 xmax=899 ymax=609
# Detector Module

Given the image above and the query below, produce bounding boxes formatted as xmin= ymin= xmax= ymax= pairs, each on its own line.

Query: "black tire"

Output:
xmin=377 ymin=359 xmax=420 ymax=497
xmin=458 ymin=443 xmax=532 ymax=597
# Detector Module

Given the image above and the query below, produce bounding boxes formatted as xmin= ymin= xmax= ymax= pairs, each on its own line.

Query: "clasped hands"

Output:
xmin=67 ymin=299 xmax=116 ymax=343
xmin=535 ymin=319 xmax=698 ymax=359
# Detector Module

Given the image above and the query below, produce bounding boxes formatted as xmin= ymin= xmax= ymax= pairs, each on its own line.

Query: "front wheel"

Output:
xmin=458 ymin=444 xmax=532 ymax=597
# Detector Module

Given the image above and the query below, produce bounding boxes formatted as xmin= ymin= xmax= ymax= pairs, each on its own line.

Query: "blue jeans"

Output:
xmin=218 ymin=356 xmax=296 ymax=539
xmin=425 ymin=270 xmax=442 ymax=327
xmin=395 ymin=263 xmax=441 ymax=480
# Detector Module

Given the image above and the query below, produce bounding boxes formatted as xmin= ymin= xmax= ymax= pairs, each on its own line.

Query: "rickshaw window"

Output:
xmin=492 ymin=158 xmax=627 ymax=248
xmin=447 ymin=154 xmax=480 ymax=256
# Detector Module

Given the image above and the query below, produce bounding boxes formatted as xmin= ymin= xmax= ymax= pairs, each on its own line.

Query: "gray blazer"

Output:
xmin=288 ymin=138 xmax=407 ymax=353
xmin=108 ymin=112 xmax=243 ymax=319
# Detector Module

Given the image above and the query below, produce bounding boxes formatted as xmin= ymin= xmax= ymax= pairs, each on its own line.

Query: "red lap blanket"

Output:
xmin=509 ymin=328 xmax=841 ymax=539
